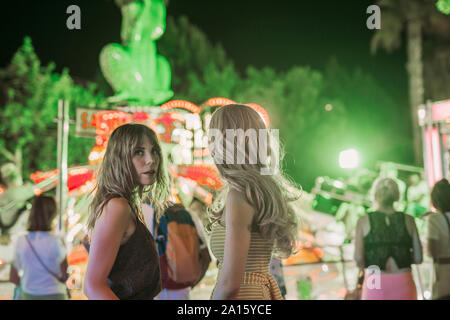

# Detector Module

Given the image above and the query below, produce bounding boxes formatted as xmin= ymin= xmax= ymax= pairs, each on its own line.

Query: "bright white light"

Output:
xmin=322 ymin=264 xmax=329 ymax=272
xmin=66 ymin=223 xmax=83 ymax=243
xmin=134 ymin=72 xmax=143 ymax=83
xmin=424 ymin=290 xmax=431 ymax=300
xmin=333 ymin=180 xmax=345 ymax=189
xmin=418 ymin=108 xmax=426 ymax=120
xmin=68 ymin=213 xmax=81 ymax=227
xmin=339 ymin=149 xmax=360 ymax=169
xmin=89 ymin=151 xmax=100 ymax=162
xmin=153 ymin=27 xmax=163 ymax=38
xmin=181 ymin=183 xmax=190 ymax=195
xmin=194 ymin=130 xmax=204 ymax=148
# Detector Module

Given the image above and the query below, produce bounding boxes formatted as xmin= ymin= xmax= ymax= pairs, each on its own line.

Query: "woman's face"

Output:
xmin=132 ymin=135 xmax=160 ymax=186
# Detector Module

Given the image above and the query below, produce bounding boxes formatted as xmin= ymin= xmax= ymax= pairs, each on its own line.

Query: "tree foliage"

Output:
xmin=371 ymin=0 xmax=450 ymax=101
xmin=0 ymin=16 xmax=414 ymax=191
xmin=0 ymin=37 xmax=106 ymax=181
xmin=158 ymin=15 xmax=238 ymax=101
xmin=159 ymin=15 xmax=410 ymax=190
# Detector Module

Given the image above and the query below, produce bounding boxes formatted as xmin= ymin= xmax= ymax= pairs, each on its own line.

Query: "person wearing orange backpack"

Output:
xmin=142 ymin=202 xmax=211 ymax=300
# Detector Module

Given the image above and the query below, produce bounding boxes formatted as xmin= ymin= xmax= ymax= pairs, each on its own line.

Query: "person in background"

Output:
xmin=406 ymin=173 xmax=430 ymax=218
xmin=269 ymin=257 xmax=287 ymax=299
xmin=84 ymin=123 xmax=170 ymax=300
xmin=0 ymin=162 xmax=35 ymax=244
xmin=425 ymin=179 xmax=450 ymax=300
xmin=207 ymin=104 xmax=300 ymax=300
xmin=354 ymin=177 xmax=422 ymax=300
xmin=142 ymin=202 xmax=191 ymax=300
xmin=9 ymin=195 xmax=68 ymax=300
xmin=379 ymin=164 xmax=407 ymax=211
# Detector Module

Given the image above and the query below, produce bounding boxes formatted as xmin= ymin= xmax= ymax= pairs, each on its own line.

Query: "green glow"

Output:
xmin=339 ymin=149 xmax=360 ymax=169
xmin=100 ymin=0 xmax=173 ymax=104
xmin=436 ymin=0 xmax=450 ymax=14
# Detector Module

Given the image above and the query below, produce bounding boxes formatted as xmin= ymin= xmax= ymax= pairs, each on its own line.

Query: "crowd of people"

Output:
xmin=352 ymin=177 xmax=450 ymax=300
xmin=3 ymin=104 xmax=450 ymax=300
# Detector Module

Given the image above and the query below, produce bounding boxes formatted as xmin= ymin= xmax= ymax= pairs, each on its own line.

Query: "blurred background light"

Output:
xmin=339 ymin=149 xmax=360 ymax=169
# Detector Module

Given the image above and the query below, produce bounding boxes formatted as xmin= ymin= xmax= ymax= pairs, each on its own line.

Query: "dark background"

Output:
xmin=0 ymin=0 xmax=414 ymax=190
xmin=0 ymin=0 xmax=408 ymax=105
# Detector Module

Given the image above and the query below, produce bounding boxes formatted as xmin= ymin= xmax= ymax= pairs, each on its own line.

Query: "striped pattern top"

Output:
xmin=210 ymin=219 xmax=283 ymax=300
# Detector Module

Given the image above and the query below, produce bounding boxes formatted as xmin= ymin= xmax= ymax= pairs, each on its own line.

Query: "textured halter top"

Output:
xmin=363 ymin=211 xmax=413 ymax=270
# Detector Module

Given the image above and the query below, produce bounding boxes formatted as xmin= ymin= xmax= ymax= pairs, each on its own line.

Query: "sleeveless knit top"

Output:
xmin=363 ymin=211 xmax=413 ymax=270
xmin=210 ymin=219 xmax=283 ymax=300
xmin=108 ymin=218 xmax=162 ymax=299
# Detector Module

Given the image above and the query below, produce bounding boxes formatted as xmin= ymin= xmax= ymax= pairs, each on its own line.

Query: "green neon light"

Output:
xmin=436 ymin=0 xmax=450 ymax=14
xmin=100 ymin=0 xmax=173 ymax=104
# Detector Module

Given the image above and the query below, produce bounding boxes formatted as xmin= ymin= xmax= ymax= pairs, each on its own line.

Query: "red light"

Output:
xmin=161 ymin=100 xmax=201 ymax=114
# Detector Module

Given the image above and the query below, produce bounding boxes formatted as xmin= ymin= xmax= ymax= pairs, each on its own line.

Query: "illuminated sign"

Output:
xmin=75 ymin=107 xmax=105 ymax=138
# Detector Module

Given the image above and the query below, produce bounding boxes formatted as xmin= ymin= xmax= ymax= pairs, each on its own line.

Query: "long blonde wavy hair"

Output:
xmin=87 ymin=123 xmax=170 ymax=234
xmin=207 ymin=104 xmax=301 ymax=258
xmin=370 ymin=177 xmax=400 ymax=208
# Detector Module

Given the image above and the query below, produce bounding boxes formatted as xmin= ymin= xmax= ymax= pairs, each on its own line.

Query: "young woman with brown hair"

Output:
xmin=84 ymin=123 xmax=170 ymax=300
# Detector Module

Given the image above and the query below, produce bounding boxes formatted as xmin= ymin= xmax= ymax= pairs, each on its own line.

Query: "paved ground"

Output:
xmin=1 ymin=258 xmax=434 ymax=300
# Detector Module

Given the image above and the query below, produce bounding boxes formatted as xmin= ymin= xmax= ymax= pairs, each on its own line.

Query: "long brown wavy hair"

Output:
xmin=87 ymin=123 xmax=170 ymax=234
xmin=207 ymin=104 xmax=301 ymax=258
xmin=28 ymin=195 xmax=57 ymax=232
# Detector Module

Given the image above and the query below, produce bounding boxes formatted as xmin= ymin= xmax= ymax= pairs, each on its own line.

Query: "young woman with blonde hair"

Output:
xmin=354 ymin=177 xmax=422 ymax=300
xmin=207 ymin=104 xmax=300 ymax=300
xmin=84 ymin=123 xmax=170 ymax=300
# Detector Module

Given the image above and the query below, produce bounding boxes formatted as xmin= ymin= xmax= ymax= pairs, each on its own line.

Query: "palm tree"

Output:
xmin=370 ymin=0 xmax=448 ymax=165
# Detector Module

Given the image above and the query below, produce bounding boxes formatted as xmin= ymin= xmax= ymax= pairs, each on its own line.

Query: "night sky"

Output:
xmin=0 ymin=0 xmax=415 ymax=189
xmin=0 ymin=0 xmax=408 ymax=105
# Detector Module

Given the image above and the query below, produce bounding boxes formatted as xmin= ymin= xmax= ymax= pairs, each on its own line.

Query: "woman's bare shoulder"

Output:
xmin=227 ymin=188 xmax=247 ymax=203
xmin=357 ymin=214 xmax=369 ymax=225
xmin=227 ymin=189 xmax=253 ymax=211
xmin=403 ymin=213 xmax=418 ymax=227
xmin=101 ymin=197 xmax=132 ymax=222
xmin=356 ymin=214 xmax=370 ymax=235
xmin=226 ymin=189 xmax=254 ymax=224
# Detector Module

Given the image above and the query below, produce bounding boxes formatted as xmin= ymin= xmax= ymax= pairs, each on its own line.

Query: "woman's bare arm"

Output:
xmin=425 ymin=214 xmax=441 ymax=260
xmin=354 ymin=215 xmax=366 ymax=269
xmin=212 ymin=189 xmax=254 ymax=300
xmin=84 ymin=198 xmax=132 ymax=300
xmin=405 ymin=215 xmax=423 ymax=264
xmin=9 ymin=265 xmax=20 ymax=286
xmin=427 ymin=239 xmax=440 ymax=260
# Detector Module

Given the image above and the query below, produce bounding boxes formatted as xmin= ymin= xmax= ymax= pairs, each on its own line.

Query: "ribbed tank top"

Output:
xmin=108 ymin=219 xmax=162 ymax=299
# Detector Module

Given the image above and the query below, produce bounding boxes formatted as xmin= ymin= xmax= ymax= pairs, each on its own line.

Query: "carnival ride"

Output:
xmin=418 ymin=99 xmax=450 ymax=187
xmin=0 ymin=97 xmax=278 ymax=294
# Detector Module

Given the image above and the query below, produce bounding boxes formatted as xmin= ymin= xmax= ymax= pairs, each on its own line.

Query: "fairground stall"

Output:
xmin=281 ymin=158 xmax=435 ymax=300
xmin=0 ymin=98 xmax=272 ymax=299
xmin=418 ymin=99 xmax=450 ymax=187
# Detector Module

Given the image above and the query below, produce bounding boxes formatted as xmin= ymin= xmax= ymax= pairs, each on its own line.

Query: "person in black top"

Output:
xmin=425 ymin=179 xmax=450 ymax=299
xmin=354 ymin=177 xmax=422 ymax=300
xmin=84 ymin=124 xmax=170 ymax=300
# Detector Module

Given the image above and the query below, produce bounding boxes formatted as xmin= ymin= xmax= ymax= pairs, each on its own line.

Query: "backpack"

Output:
xmin=154 ymin=204 xmax=211 ymax=289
